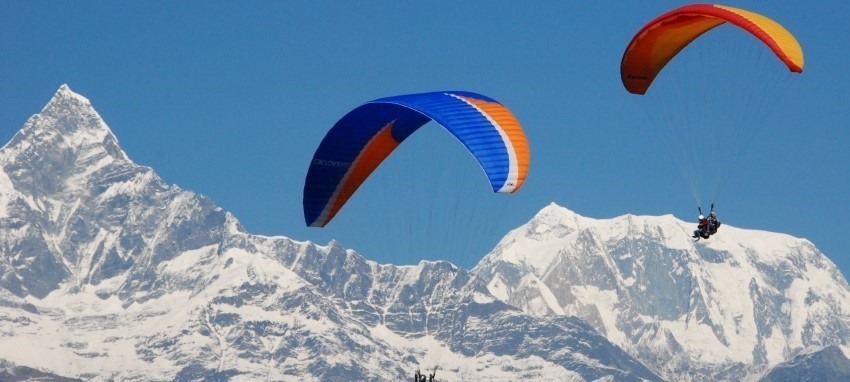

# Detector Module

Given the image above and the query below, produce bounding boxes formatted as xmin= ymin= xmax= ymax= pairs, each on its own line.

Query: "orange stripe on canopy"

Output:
xmin=621 ymin=4 xmax=804 ymax=95
xmin=458 ymin=96 xmax=530 ymax=192
xmin=317 ymin=122 xmax=400 ymax=226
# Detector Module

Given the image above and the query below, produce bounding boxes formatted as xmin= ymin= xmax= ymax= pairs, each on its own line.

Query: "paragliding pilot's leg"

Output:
xmin=708 ymin=203 xmax=719 ymax=236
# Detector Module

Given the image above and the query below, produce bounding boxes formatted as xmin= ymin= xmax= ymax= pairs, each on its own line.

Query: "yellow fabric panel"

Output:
xmin=715 ymin=5 xmax=804 ymax=71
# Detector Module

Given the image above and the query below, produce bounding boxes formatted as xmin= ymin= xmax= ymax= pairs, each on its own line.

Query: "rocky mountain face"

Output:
xmin=757 ymin=345 xmax=850 ymax=382
xmin=473 ymin=203 xmax=850 ymax=380
xmin=0 ymin=86 xmax=660 ymax=381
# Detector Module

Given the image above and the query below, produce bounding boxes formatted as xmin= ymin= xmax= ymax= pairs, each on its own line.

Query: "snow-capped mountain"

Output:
xmin=474 ymin=203 xmax=850 ymax=380
xmin=4 ymin=85 xmax=848 ymax=381
xmin=0 ymin=86 xmax=660 ymax=381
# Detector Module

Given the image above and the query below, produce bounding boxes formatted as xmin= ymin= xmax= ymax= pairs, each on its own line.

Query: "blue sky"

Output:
xmin=1 ymin=1 xmax=848 ymax=276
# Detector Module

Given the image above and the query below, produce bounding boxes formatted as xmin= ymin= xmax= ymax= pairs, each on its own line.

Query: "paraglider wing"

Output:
xmin=621 ymin=4 xmax=804 ymax=95
xmin=303 ymin=91 xmax=529 ymax=227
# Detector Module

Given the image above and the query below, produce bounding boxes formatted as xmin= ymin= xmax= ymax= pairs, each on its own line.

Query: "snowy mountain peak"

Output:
xmin=0 ymin=86 xmax=215 ymax=300
xmin=475 ymin=203 xmax=850 ymax=380
xmin=37 ymin=84 xmax=113 ymax=140
xmin=535 ymin=202 xmax=579 ymax=220
xmin=49 ymin=84 xmax=91 ymax=110
xmin=0 ymin=85 xmax=129 ymax=196
xmin=3 ymin=84 xmax=127 ymax=165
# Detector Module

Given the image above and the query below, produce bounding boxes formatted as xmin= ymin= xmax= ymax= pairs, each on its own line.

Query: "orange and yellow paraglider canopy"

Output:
xmin=621 ymin=4 xmax=804 ymax=95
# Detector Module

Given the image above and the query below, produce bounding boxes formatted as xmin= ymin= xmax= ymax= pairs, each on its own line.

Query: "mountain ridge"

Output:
xmin=2 ymin=85 xmax=848 ymax=380
xmin=0 ymin=85 xmax=660 ymax=381
xmin=475 ymin=202 xmax=850 ymax=380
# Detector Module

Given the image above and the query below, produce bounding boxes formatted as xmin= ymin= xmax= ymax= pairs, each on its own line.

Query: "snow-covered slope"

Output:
xmin=474 ymin=203 xmax=850 ymax=380
xmin=0 ymin=86 xmax=660 ymax=381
